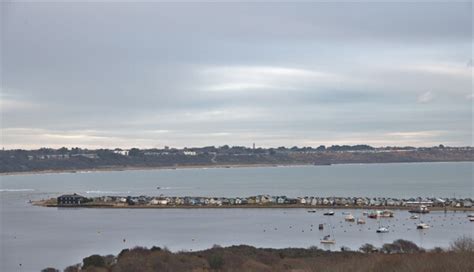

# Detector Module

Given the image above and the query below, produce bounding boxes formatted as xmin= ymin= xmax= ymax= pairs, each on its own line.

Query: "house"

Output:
xmin=113 ymin=150 xmax=129 ymax=156
xmin=57 ymin=193 xmax=88 ymax=206
xmin=183 ymin=151 xmax=197 ymax=156
xmin=463 ymin=201 xmax=472 ymax=208
xmin=276 ymin=197 xmax=285 ymax=204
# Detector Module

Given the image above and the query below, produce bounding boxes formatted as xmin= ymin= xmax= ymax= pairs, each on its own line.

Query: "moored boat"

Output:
xmin=320 ymin=235 xmax=336 ymax=244
xmin=356 ymin=218 xmax=366 ymax=224
xmin=344 ymin=214 xmax=355 ymax=222
xmin=416 ymin=223 xmax=430 ymax=229
xmin=376 ymin=227 xmax=389 ymax=233
xmin=323 ymin=211 xmax=335 ymax=216
xmin=410 ymin=215 xmax=419 ymax=219
xmin=409 ymin=205 xmax=430 ymax=214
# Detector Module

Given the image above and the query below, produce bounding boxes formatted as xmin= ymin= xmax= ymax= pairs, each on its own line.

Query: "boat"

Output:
xmin=376 ymin=227 xmax=389 ymax=233
xmin=376 ymin=219 xmax=389 ymax=233
xmin=469 ymin=217 xmax=474 ymax=222
xmin=320 ymin=235 xmax=336 ymax=244
xmin=356 ymin=218 xmax=366 ymax=224
xmin=409 ymin=205 xmax=430 ymax=214
xmin=307 ymin=209 xmax=316 ymax=213
xmin=344 ymin=214 xmax=355 ymax=222
xmin=417 ymin=223 xmax=430 ymax=229
xmin=381 ymin=210 xmax=394 ymax=217
xmin=368 ymin=211 xmax=382 ymax=218
xmin=323 ymin=211 xmax=335 ymax=216
xmin=410 ymin=215 xmax=419 ymax=220
xmin=467 ymin=214 xmax=474 ymax=218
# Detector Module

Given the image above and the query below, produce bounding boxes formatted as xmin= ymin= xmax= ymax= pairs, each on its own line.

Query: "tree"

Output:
xmin=450 ymin=236 xmax=474 ymax=253
xmin=392 ymin=239 xmax=421 ymax=253
xmin=359 ymin=243 xmax=377 ymax=253
xmin=41 ymin=268 xmax=59 ymax=272
xmin=208 ymin=254 xmax=224 ymax=270
xmin=83 ymin=254 xmax=106 ymax=269
xmin=128 ymin=148 xmax=140 ymax=157
xmin=316 ymin=145 xmax=326 ymax=151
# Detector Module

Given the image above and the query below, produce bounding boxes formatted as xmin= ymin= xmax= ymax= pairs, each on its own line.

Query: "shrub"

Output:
xmin=392 ymin=239 xmax=421 ymax=253
xmin=208 ymin=254 xmax=224 ymax=270
xmin=41 ymin=268 xmax=58 ymax=272
xmin=359 ymin=243 xmax=377 ymax=253
xmin=63 ymin=263 xmax=81 ymax=272
xmin=450 ymin=235 xmax=474 ymax=253
xmin=82 ymin=254 xmax=106 ymax=269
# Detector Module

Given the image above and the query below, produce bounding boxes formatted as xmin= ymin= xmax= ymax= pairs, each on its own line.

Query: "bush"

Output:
xmin=41 ymin=268 xmax=58 ymax=272
xmin=450 ymin=235 xmax=474 ymax=253
xmin=63 ymin=263 xmax=81 ymax=272
xmin=208 ymin=254 xmax=224 ymax=270
xmin=359 ymin=243 xmax=377 ymax=253
xmin=392 ymin=239 xmax=421 ymax=253
xmin=82 ymin=254 xmax=106 ymax=269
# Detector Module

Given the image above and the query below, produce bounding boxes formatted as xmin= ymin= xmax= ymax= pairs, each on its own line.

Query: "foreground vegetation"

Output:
xmin=43 ymin=236 xmax=474 ymax=272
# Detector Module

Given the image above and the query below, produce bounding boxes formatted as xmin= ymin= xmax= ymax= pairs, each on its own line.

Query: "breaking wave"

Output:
xmin=0 ymin=189 xmax=35 ymax=192
xmin=85 ymin=190 xmax=131 ymax=195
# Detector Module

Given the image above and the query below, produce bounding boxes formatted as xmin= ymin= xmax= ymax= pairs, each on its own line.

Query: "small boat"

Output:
xmin=357 ymin=218 xmax=366 ymax=224
xmin=323 ymin=211 xmax=335 ymax=216
xmin=307 ymin=210 xmax=316 ymax=213
xmin=362 ymin=211 xmax=369 ymax=216
xmin=344 ymin=214 xmax=355 ymax=222
xmin=376 ymin=227 xmax=389 ymax=233
xmin=469 ymin=217 xmax=474 ymax=222
xmin=467 ymin=214 xmax=474 ymax=218
xmin=320 ymin=235 xmax=336 ymax=244
xmin=410 ymin=215 xmax=419 ymax=220
xmin=318 ymin=224 xmax=324 ymax=230
xmin=381 ymin=210 xmax=394 ymax=218
xmin=417 ymin=223 xmax=430 ymax=229
xmin=409 ymin=205 xmax=430 ymax=214
xmin=368 ymin=211 xmax=381 ymax=219
xmin=156 ymin=187 xmax=161 ymax=190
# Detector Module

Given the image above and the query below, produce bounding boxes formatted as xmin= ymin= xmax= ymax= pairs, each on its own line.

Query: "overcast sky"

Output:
xmin=1 ymin=2 xmax=472 ymax=149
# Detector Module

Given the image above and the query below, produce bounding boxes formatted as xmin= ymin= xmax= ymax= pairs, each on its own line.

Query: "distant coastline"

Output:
xmin=2 ymin=160 xmax=474 ymax=176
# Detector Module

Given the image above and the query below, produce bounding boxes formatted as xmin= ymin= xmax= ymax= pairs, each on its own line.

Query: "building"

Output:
xmin=113 ymin=150 xmax=129 ymax=156
xmin=57 ymin=193 xmax=88 ymax=206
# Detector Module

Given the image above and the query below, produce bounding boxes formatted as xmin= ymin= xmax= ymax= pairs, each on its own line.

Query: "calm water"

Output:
xmin=1 ymin=162 xmax=473 ymax=271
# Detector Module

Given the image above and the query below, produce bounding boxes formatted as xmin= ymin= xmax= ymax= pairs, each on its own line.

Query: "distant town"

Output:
xmin=35 ymin=193 xmax=473 ymax=212
xmin=1 ymin=144 xmax=473 ymax=174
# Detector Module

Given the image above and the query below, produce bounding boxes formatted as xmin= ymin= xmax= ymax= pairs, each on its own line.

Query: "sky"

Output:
xmin=1 ymin=1 xmax=473 ymax=149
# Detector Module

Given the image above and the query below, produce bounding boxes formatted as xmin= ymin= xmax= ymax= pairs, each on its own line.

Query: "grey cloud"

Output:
xmin=1 ymin=2 xmax=472 ymax=148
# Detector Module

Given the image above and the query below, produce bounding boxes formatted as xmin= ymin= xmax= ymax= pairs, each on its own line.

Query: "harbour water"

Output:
xmin=1 ymin=162 xmax=473 ymax=271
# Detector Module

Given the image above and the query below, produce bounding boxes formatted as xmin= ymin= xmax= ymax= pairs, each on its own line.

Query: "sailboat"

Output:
xmin=416 ymin=214 xmax=430 ymax=229
xmin=376 ymin=218 xmax=389 ymax=233
xmin=320 ymin=222 xmax=336 ymax=244
xmin=320 ymin=234 xmax=336 ymax=244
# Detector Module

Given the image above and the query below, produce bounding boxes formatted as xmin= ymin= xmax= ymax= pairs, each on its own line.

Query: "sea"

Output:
xmin=1 ymin=162 xmax=473 ymax=271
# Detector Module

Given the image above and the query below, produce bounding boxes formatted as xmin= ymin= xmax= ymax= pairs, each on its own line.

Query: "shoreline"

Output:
xmin=33 ymin=201 xmax=474 ymax=212
xmin=2 ymin=160 xmax=473 ymax=176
